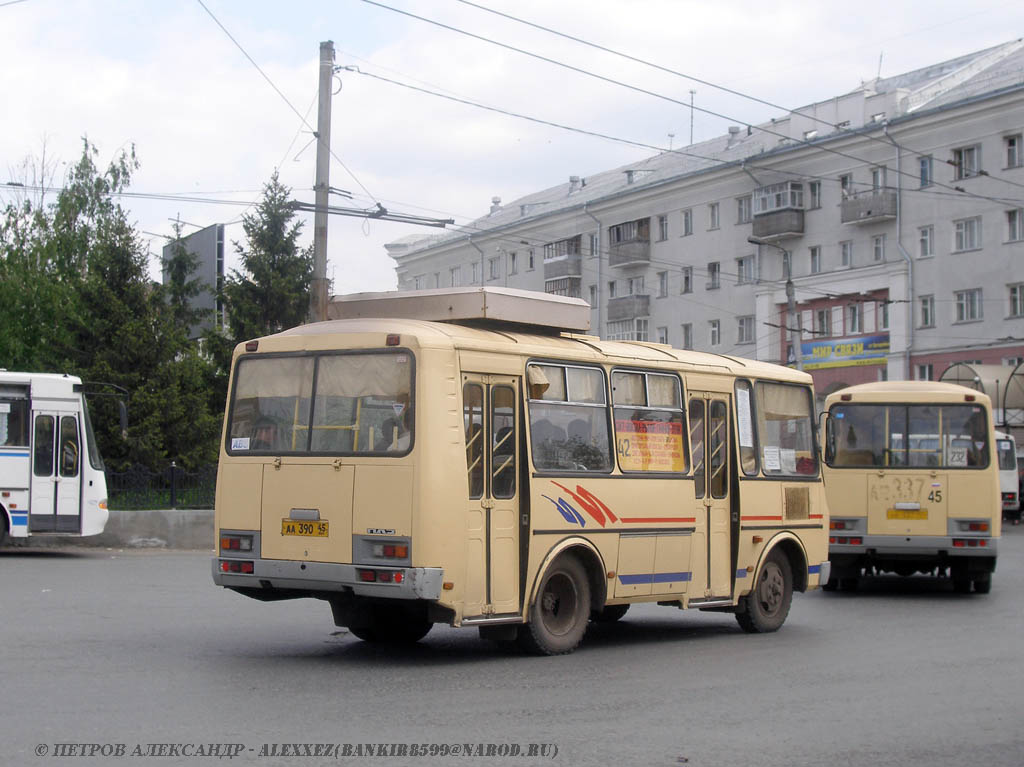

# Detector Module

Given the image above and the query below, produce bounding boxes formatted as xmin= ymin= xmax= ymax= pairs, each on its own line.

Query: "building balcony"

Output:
xmin=752 ymin=209 xmax=805 ymax=241
xmin=841 ymin=187 xmax=897 ymax=224
xmin=607 ymin=294 xmax=650 ymax=322
xmin=608 ymin=239 xmax=651 ymax=268
xmin=543 ymin=253 xmax=582 ymax=280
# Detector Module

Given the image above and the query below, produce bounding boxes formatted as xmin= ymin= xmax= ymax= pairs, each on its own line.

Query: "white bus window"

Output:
xmin=528 ymin=363 xmax=611 ymax=472
xmin=60 ymin=416 xmax=80 ymax=478
xmin=612 ymin=371 xmax=686 ymax=473
xmin=755 ymin=382 xmax=817 ymax=476
xmin=998 ymin=439 xmax=1016 ymax=471
xmin=34 ymin=415 xmax=54 ymax=477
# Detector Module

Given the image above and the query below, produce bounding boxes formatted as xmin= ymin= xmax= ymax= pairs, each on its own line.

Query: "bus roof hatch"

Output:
xmin=327 ymin=287 xmax=591 ymax=333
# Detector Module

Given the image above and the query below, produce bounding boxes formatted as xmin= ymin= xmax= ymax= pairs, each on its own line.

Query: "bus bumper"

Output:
xmin=830 ymin=534 xmax=998 ymax=559
xmin=211 ymin=557 xmax=444 ymax=601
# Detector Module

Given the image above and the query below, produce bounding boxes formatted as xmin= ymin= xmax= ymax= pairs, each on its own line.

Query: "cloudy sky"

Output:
xmin=2 ymin=0 xmax=1022 ymax=294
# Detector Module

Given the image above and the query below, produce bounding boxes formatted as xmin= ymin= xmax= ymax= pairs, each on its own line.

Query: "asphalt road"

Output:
xmin=2 ymin=528 xmax=1023 ymax=767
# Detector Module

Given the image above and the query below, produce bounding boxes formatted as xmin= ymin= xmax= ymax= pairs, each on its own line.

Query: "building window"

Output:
xmin=510 ymin=252 xmax=518 ymax=274
xmin=952 ymin=145 xmax=980 ymax=180
xmin=809 ymin=245 xmax=821 ymax=274
xmin=1010 ymin=283 xmax=1024 ymax=318
xmin=608 ymin=280 xmax=617 ymax=299
xmin=1004 ymin=356 xmax=1024 ymax=367
xmin=954 ymin=216 xmax=981 ymax=252
xmin=919 ymin=156 xmax=933 ymax=187
xmin=681 ymin=267 xmax=693 ymax=294
xmin=840 ymin=240 xmax=853 ymax=267
xmin=916 ymin=364 xmax=934 ymax=381
xmin=450 ymin=266 xmax=462 ymax=287
xmin=657 ymin=271 xmax=668 ymax=298
xmin=606 ymin=320 xmax=632 ymax=340
xmin=815 ymin=308 xmax=832 ymax=337
xmin=708 ymin=202 xmax=720 ymax=230
xmin=954 ymin=288 xmax=983 ymax=323
xmin=879 ymin=301 xmax=889 ymax=330
xmin=1006 ymin=134 xmax=1021 ymax=169
xmin=545 ymin=277 xmax=581 ymax=298
xmin=609 ymin=218 xmax=650 ymax=244
xmin=808 ymin=181 xmax=822 ymax=209
xmin=589 ymin=284 xmax=597 ymax=307
xmin=919 ymin=295 xmax=935 ymax=328
xmin=871 ymin=166 xmax=887 ymax=190
xmin=658 ymin=215 xmax=669 ymax=241
xmin=872 ymin=234 xmax=886 ymax=262
xmin=709 ymin=319 xmax=721 ymax=346
xmin=657 ymin=326 xmax=669 ymax=345
xmin=753 ymin=182 xmax=804 ymax=214
xmin=471 ymin=262 xmax=479 ymax=284
xmin=635 ymin=319 xmax=649 ymax=342
xmin=706 ymin=262 xmax=720 ymax=290
xmin=737 ymin=315 xmax=755 ymax=344
xmin=682 ymin=209 xmax=693 ymax=236
xmin=847 ymin=304 xmax=862 ymax=334
xmin=543 ymin=236 xmax=581 ymax=263
xmin=488 ymin=257 xmax=500 ymax=281
xmin=527 ymin=249 xmax=534 ymax=270
xmin=737 ymin=195 xmax=752 ymax=224
xmin=839 ymin=174 xmax=853 ymax=198
xmin=736 ymin=256 xmax=754 ymax=284
xmin=681 ymin=323 xmax=693 ymax=350
xmin=919 ymin=225 xmax=934 ymax=258
xmin=1008 ymin=209 xmax=1023 ymax=242
xmin=589 ymin=234 xmax=598 ymax=256
xmin=433 ymin=272 xmax=441 ymax=288
xmin=781 ymin=250 xmax=791 ymax=279
xmin=627 ymin=276 xmax=645 ymax=295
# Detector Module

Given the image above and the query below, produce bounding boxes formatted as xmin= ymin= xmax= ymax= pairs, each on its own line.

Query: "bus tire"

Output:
xmin=349 ymin=605 xmax=432 ymax=644
xmin=951 ymin=564 xmax=971 ymax=594
xmin=518 ymin=554 xmax=590 ymax=655
xmin=593 ymin=603 xmax=630 ymax=623
xmin=736 ymin=549 xmax=792 ymax=634
xmin=0 ymin=512 xmax=8 ymax=546
xmin=973 ymin=572 xmax=992 ymax=594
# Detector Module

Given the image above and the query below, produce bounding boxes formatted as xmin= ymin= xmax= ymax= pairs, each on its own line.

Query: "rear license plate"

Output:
xmin=281 ymin=519 xmax=329 ymax=537
xmin=887 ymin=509 xmax=927 ymax=520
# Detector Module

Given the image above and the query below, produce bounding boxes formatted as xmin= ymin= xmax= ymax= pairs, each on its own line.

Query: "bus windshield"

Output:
xmin=227 ymin=351 xmax=413 ymax=455
xmin=827 ymin=403 xmax=989 ymax=468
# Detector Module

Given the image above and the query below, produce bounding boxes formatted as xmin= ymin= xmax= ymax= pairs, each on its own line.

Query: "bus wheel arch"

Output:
xmin=520 ymin=540 xmax=604 ymax=655
xmin=528 ymin=538 xmax=606 ymax=617
xmin=736 ymin=546 xmax=794 ymax=634
xmin=754 ymin=534 xmax=808 ymax=593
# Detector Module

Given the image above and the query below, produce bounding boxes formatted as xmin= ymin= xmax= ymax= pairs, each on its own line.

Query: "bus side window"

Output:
xmin=464 ymin=384 xmax=484 ymax=499
xmin=689 ymin=400 xmax=705 ymax=499
xmin=60 ymin=416 xmax=80 ymax=477
xmin=34 ymin=415 xmax=55 ymax=477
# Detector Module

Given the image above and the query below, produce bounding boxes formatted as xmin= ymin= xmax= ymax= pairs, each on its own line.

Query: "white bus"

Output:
xmin=212 ymin=288 xmax=830 ymax=654
xmin=0 ymin=372 xmax=115 ymax=543
xmin=996 ymin=431 xmax=1019 ymax=522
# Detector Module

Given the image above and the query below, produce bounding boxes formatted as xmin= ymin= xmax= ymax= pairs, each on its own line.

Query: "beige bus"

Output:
xmin=212 ymin=288 xmax=830 ymax=654
xmin=821 ymin=381 xmax=1001 ymax=593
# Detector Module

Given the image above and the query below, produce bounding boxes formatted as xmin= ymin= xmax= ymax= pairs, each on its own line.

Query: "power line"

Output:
xmin=195 ymin=0 xmax=380 ymax=204
xmin=358 ymin=0 xmax=1021 ymax=209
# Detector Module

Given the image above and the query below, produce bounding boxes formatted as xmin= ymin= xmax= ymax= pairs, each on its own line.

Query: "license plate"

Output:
xmin=887 ymin=509 xmax=927 ymax=520
xmin=281 ymin=519 xmax=329 ymax=537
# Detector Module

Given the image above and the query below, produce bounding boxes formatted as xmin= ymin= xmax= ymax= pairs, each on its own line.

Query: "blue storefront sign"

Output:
xmin=801 ymin=333 xmax=890 ymax=370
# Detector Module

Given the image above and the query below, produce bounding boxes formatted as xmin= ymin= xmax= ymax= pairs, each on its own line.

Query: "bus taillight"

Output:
xmin=220 ymin=560 xmax=254 ymax=574
xmin=221 ymin=535 xmax=253 ymax=552
xmin=357 ymin=568 xmax=404 ymax=584
xmin=373 ymin=543 xmax=409 ymax=558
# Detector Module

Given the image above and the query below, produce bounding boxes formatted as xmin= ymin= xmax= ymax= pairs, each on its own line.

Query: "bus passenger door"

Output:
xmin=463 ymin=375 xmax=521 ymax=619
xmin=688 ymin=394 xmax=732 ymax=599
xmin=30 ymin=412 xmax=82 ymax=533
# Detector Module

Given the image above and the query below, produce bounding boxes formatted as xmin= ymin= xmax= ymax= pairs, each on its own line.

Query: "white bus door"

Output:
xmin=463 ymin=376 xmax=521 ymax=619
xmin=688 ymin=394 xmax=732 ymax=599
xmin=30 ymin=412 xmax=82 ymax=533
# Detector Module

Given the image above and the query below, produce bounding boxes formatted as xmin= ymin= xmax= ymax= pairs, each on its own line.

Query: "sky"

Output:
xmin=2 ymin=0 xmax=1023 ymax=295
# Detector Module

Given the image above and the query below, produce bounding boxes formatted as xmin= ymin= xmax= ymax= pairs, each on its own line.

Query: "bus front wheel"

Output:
xmin=519 ymin=555 xmax=591 ymax=655
xmin=736 ymin=549 xmax=793 ymax=633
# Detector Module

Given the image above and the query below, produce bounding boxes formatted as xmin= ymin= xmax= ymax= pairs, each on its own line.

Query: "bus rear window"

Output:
xmin=827 ymin=404 xmax=989 ymax=469
xmin=227 ymin=352 xmax=413 ymax=455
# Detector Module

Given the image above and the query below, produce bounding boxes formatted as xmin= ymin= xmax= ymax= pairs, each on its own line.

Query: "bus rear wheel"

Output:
xmin=973 ymin=572 xmax=992 ymax=594
xmin=348 ymin=605 xmax=432 ymax=644
xmin=593 ymin=603 xmax=630 ymax=623
xmin=736 ymin=549 xmax=793 ymax=634
xmin=518 ymin=555 xmax=590 ymax=655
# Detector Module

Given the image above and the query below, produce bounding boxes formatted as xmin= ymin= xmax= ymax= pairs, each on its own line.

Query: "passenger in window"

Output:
xmin=251 ymin=417 xmax=280 ymax=451
xmin=376 ymin=403 xmax=411 ymax=452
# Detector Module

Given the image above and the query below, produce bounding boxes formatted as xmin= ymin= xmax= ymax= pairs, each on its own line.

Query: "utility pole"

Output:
xmin=749 ymin=237 xmax=803 ymax=370
xmin=309 ymin=40 xmax=334 ymax=324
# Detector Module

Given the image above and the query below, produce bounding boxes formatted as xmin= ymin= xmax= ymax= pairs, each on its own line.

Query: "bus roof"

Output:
xmin=824 ymin=380 xmax=993 ymax=406
xmin=257 ymin=317 xmax=812 ymax=384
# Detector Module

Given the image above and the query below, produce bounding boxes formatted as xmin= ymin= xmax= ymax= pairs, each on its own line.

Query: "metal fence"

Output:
xmin=106 ymin=463 xmax=217 ymax=510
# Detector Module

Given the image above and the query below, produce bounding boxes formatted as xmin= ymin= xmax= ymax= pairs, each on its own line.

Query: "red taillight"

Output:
xmin=220 ymin=535 xmax=253 ymax=552
xmin=393 ymin=571 xmax=404 ymax=584
xmin=386 ymin=334 xmax=400 ymax=346
xmin=245 ymin=340 xmax=259 ymax=352
xmin=358 ymin=569 xmax=376 ymax=582
xmin=840 ymin=394 xmax=852 ymax=401
xmin=220 ymin=560 xmax=254 ymax=573
xmin=830 ymin=521 xmax=848 ymax=530
xmin=850 ymin=537 xmax=863 ymax=545
xmin=968 ymin=522 xmax=989 ymax=532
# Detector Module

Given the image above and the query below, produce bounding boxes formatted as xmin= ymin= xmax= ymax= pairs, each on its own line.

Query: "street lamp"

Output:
xmin=748 ymin=236 xmax=803 ymax=370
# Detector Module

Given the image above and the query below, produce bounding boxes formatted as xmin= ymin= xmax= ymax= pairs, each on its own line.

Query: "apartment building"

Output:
xmin=386 ymin=40 xmax=1024 ymax=401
